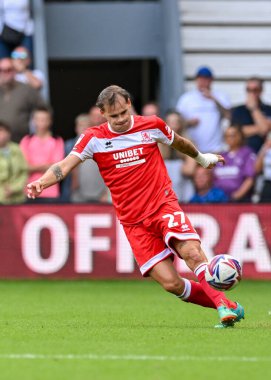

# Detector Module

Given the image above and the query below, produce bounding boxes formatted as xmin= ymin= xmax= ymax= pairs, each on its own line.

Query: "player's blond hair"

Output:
xmin=96 ymin=85 xmax=131 ymax=112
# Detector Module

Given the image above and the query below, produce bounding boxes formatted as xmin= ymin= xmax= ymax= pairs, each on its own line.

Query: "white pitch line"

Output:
xmin=0 ymin=354 xmax=270 ymax=362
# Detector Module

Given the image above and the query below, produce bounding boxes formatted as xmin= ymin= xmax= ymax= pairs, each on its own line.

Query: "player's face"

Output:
xmin=101 ymin=96 xmax=132 ymax=133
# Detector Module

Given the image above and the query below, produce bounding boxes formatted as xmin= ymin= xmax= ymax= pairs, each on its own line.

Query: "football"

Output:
xmin=205 ymin=254 xmax=242 ymax=291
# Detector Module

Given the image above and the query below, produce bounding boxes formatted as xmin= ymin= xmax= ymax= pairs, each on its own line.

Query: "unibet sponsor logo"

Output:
xmin=113 ymin=148 xmax=145 ymax=168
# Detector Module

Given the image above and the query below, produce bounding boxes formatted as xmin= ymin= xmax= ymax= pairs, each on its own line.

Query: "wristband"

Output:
xmin=195 ymin=152 xmax=218 ymax=168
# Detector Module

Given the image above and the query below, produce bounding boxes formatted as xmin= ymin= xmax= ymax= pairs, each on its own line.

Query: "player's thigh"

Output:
xmin=122 ymin=222 xmax=172 ymax=276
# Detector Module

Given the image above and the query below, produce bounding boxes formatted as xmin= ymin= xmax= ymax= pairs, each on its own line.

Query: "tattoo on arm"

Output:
xmin=51 ymin=165 xmax=64 ymax=182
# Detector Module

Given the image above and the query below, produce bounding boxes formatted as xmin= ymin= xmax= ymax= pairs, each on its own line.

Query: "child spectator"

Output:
xmin=20 ymin=106 xmax=64 ymax=202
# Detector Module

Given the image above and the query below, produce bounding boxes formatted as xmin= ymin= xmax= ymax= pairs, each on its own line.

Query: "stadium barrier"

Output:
xmin=0 ymin=204 xmax=270 ymax=279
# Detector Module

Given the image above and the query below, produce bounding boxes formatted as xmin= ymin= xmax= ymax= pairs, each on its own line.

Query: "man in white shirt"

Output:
xmin=176 ymin=66 xmax=231 ymax=153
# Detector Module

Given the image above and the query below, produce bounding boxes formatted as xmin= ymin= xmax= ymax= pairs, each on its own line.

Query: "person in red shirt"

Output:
xmin=26 ymin=85 xmax=244 ymax=328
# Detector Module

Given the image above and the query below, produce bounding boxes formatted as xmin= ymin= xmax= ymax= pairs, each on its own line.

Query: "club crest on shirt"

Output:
xmin=141 ymin=131 xmax=152 ymax=143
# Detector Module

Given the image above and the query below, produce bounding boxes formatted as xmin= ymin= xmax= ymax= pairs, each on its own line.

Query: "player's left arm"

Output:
xmin=171 ymin=132 xmax=225 ymax=169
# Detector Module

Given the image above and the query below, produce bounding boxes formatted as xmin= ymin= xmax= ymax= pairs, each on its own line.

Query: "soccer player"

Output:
xmin=27 ymin=85 xmax=244 ymax=328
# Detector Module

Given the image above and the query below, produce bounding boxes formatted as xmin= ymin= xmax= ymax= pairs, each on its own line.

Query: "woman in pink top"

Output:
xmin=20 ymin=105 xmax=64 ymax=200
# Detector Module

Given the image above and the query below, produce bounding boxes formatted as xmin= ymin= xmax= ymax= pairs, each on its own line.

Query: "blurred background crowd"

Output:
xmin=1 ymin=0 xmax=271 ymax=206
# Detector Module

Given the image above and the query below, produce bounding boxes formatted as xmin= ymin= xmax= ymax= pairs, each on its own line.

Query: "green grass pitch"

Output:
xmin=0 ymin=279 xmax=270 ymax=380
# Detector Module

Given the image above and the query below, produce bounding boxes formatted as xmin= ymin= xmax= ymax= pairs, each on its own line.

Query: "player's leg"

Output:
xmin=149 ymin=257 xmax=216 ymax=309
xmin=171 ymin=239 xmax=241 ymax=325
xmin=122 ymin=221 xmax=215 ymax=309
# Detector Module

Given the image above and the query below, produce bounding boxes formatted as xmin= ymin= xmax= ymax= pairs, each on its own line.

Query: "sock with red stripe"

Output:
xmin=177 ymin=278 xmax=216 ymax=308
xmin=194 ymin=263 xmax=236 ymax=309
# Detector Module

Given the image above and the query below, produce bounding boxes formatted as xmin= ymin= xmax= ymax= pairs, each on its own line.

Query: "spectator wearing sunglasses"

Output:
xmin=231 ymin=77 xmax=271 ymax=153
xmin=0 ymin=57 xmax=45 ymax=143
xmin=11 ymin=46 xmax=44 ymax=91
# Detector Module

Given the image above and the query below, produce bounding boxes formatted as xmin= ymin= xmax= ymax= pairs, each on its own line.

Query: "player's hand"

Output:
xmin=195 ymin=152 xmax=225 ymax=169
xmin=206 ymin=154 xmax=225 ymax=169
xmin=27 ymin=180 xmax=44 ymax=199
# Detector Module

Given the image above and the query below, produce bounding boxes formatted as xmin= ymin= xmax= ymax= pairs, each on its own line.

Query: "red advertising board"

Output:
xmin=0 ymin=204 xmax=270 ymax=279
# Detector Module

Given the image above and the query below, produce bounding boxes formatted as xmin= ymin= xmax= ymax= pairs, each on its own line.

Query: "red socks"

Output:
xmin=185 ymin=280 xmax=216 ymax=309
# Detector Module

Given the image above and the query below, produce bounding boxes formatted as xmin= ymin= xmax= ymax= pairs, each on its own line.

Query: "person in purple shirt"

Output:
xmin=213 ymin=126 xmax=256 ymax=202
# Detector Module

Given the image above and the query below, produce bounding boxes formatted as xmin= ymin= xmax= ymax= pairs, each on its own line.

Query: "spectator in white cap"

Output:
xmin=176 ymin=66 xmax=231 ymax=153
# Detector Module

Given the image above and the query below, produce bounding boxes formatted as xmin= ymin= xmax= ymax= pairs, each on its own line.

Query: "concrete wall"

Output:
xmin=36 ymin=0 xmax=182 ymax=113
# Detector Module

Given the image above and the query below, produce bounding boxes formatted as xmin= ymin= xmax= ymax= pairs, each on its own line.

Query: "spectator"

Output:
xmin=213 ymin=126 xmax=256 ymax=202
xmin=70 ymin=113 xmax=109 ymax=204
xmin=231 ymin=77 xmax=271 ymax=153
xmin=0 ymin=0 xmax=34 ymax=59
xmin=254 ymin=133 xmax=271 ymax=202
xmin=176 ymin=66 xmax=231 ymax=153
xmin=61 ymin=113 xmax=90 ymax=202
xmin=190 ymin=165 xmax=229 ymax=204
xmin=159 ymin=110 xmax=195 ymax=203
xmin=0 ymin=57 xmax=44 ymax=142
xmin=70 ymin=160 xmax=109 ymax=204
xmin=0 ymin=120 xmax=27 ymax=204
xmin=88 ymin=105 xmax=106 ymax=126
xmin=20 ymin=106 xmax=64 ymax=202
xmin=141 ymin=101 xmax=160 ymax=117
xmin=11 ymin=46 xmax=44 ymax=91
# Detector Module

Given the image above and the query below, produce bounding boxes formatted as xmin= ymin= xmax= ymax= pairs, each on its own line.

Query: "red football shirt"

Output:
xmin=71 ymin=115 xmax=178 ymax=224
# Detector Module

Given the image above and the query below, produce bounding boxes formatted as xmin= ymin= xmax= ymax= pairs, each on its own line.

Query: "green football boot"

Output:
xmin=214 ymin=303 xmax=244 ymax=328
xmin=231 ymin=302 xmax=245 ymax=322
xmin=216 ymin=305 xmax=238 ymax=328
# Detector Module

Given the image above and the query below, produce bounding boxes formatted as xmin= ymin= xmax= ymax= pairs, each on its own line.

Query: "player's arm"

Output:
xmin=27 ymin=154 xmax=82 ymax=199
xmin=171 ymin=132 xmax=225 ymax=169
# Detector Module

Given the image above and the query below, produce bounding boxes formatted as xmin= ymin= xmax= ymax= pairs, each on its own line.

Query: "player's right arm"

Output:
xmin=27 ymin=154 xmax=82 ymax=199
xmin=171 ymin=132 xmax=225 ymax=169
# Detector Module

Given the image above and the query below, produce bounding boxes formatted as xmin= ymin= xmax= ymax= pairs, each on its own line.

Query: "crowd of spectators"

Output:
xmin=1 ymin=42 xmax=271 ymax=206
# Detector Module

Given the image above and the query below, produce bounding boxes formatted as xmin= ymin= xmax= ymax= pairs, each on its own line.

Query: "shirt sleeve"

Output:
xmin=152 ymin=116 xmax=174 ymax=145
xmin=70 ymin=131 xmax=94 ymax=160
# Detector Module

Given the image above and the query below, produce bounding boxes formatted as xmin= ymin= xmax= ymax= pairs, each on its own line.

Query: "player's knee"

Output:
xmin=178 ymin=242 xmax=203 ymax=266
xmin=162 ymin=277 xmax=184 ymax=295
xmin=187 ymin=246 xmax=202 ymax=264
